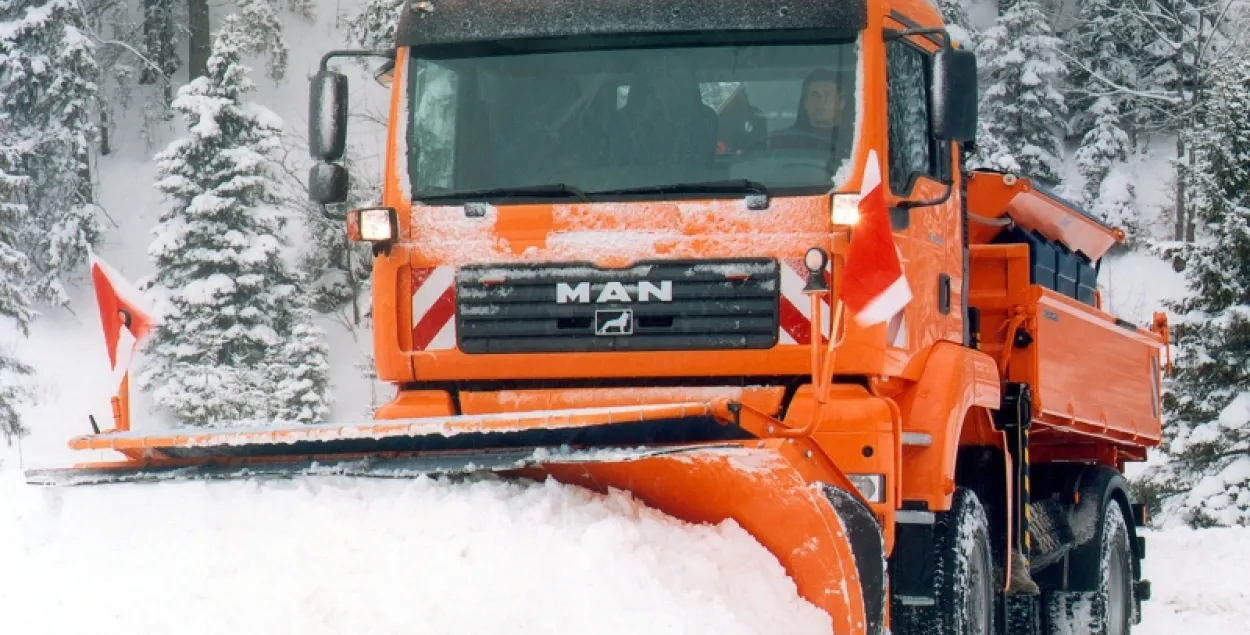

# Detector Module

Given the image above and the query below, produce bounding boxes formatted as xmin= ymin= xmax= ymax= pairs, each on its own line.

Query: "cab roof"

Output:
xmin=395 ymin=0 xmax=869 ymax=48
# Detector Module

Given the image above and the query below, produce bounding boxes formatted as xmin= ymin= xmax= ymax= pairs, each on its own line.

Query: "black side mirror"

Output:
xmin=309 ymin=163 xmax=349 ymax=204
xmin=932 ymin=47 xmax=978 ymax=143
xmin=309 ymin=70 xmax=348 ymax=161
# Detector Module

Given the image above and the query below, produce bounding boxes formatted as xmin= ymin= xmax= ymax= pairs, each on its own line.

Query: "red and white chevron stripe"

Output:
xmin=411 ymin=266 xmax=457 ymax=351
xmin=778 ymin=258 xmax=833 ymax=345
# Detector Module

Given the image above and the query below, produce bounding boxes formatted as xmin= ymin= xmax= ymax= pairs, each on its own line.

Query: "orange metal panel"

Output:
xmin=374 ymin=389 xmax=455 ymax=419
xmin=1030 ymin=289 xmax=1163 ymax=446
xmin=371 ymin=245 xmax=415 ymax=383
xmin=68 ymin=402 xmax=717 ymax=454
xmin=894 ymin=342 xmax=1001 ymax=512
xmin=1007 ymin=189 xmax=1123 ymax=261
xmin=459 ymin=386 xmax=786 ymax=417
xmin=968 ymin=245 xmax=1163 ymax=450
xmin=781 ymin=383 xmax=901 ymax=548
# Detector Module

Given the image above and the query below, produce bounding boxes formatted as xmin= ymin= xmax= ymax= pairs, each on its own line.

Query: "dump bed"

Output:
xmin=969 ymin=244 xmax=1164 ymax=457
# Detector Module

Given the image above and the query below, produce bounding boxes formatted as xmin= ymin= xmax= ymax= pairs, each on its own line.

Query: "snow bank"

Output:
xmin=0 ymin=466 xmax=831 ymax=635
xmin=1137 ymin=526 xmax=1250 ymax=635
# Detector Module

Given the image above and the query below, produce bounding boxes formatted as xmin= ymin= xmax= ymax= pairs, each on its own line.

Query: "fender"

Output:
xmin=895 ymin=341 xmax=1001 ymax=511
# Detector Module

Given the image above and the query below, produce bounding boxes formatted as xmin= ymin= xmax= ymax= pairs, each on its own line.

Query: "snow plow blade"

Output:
xmin=25 ymin=400 xmax=885 ymax=635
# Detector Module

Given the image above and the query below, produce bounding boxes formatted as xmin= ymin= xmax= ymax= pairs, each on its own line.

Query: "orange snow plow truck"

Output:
xmin=28 ymin=0 xmax=1170 ymax=633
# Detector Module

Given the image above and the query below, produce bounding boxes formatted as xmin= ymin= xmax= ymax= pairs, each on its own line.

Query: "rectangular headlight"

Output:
xmin=831 ymin=194 xmax=861 ymax=226
xmin=347 ymin=207 xmax=398 ymax=243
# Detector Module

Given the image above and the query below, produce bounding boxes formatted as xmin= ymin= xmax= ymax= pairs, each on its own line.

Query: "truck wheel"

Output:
xmin=935 ymin=488 xmax=996 ymax=635
xmin=1045 ymin=502 xmax=1135 ymax=635
xmin=893 ymin=488 xmax=996 ymax=635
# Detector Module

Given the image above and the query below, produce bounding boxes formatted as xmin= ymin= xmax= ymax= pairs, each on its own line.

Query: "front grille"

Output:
xmin=456 ymin=259 xmax=780 ymax=353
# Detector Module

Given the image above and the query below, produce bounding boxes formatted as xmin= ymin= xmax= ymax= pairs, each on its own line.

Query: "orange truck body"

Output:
xmin=31 ymin=0 xmax=1167 ymax=632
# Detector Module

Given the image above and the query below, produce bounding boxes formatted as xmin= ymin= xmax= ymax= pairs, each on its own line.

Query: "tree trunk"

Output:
xmin=1175 ymin=134 xmax=1186 ymax=241
xmin=188 ymin=0 xmax=211 ymax=79
xmin=99 ymin=108 xmax=111 ymax=156
xmin=1173 ymin=8 xmax=1187 ymax=242
xmin=140 ymin=0 xmax=161 ymax=84
xmin=1185 ymin=144 xmax=1196 ymax=242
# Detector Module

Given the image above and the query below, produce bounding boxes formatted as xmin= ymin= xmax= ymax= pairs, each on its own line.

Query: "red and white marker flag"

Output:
xmin=88 ymin=248 xmax=157 ymax=391
xmin=841 ymin=150 xmax=912 ymax=326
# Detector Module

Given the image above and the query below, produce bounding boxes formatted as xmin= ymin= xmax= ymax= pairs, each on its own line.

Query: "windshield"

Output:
xmin=406 ymin=36 xmax=859 ymax=202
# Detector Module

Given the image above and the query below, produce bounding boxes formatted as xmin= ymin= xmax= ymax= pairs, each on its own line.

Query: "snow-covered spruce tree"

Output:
xmin=237 ymin=0 xmax=291 ymax=81
xmin=1142 ymin=52 xmax=1250 ymax=528
xmin=937 ymin=0 xmax=978 ymax=50
xmin=0 ymin=144 xmax=35 ymax=442
xmin=1126 ymin=0 xmax=1238 ymax=240
xmin=0 ymin=0 xmax=103 ymax=307
xmin=969 ymin=0 xmax=1068 ymax=186
xmin=270 ymin=322 xmax=332 ymax=423
xmin=1062 ymin=0 xmax=1146 ymax=142
xmin=1072 ymin=97 xmax=1139 ymax=242
xmin=138 ymin=14 xmax=331 ymax=427
xmin=346 ymin=0 xmax=405 ymax=48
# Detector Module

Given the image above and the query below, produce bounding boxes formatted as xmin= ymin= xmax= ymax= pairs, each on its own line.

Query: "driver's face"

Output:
xmin=805 ymin=81 xmax=840 ymax=129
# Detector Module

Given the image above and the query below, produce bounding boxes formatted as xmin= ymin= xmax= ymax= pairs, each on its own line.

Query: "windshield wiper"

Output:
xmin=415 ymin=183 xmax=591 ymax=203
xmin=590 ymin=179 xmax=771 ymax=208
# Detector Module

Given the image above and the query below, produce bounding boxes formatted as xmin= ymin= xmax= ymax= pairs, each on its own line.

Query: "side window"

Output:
xmin=411 ymin=61 xmax=460 ymax=192
xmin=886 ymin=40 xmax=936 ymax=194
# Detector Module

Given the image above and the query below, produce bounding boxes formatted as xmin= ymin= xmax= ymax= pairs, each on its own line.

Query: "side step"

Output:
xmin=901 ymin=432 xmax=933 ymax=447
xmin=895 ymin=510 xmax=935 ymax=525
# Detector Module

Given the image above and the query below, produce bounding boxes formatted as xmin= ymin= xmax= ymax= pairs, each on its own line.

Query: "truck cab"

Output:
xmin=315 ymin=0 xmax=976 ymax=412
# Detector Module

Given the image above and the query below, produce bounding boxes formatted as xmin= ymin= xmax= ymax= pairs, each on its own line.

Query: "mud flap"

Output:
xmin=822 ymin=484 xmax=887 ymax=635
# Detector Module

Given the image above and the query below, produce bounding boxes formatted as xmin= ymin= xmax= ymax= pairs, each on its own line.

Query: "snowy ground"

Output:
xmin=2 ymin=449 xmax=1247 ymax=635
xmin=0 ymin=465 xmax=833 ymax=635
xmin=1134 ymin=526 xmax=1250 ymax=635
xmin=1 ymin=1 xmax=1243 ymax=633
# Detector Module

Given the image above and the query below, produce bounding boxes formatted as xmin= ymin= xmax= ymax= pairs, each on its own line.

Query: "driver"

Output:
xmin=766 ymin=68 xmax=849 ymax=152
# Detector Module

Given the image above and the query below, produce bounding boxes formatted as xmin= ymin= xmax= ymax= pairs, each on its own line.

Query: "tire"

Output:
xmin=1045 ymin=502 xmax=1135 ymax=635
xmin=894 ymin=488 xmax=997 ymax=635
xmin=1099 ymin=503 xmax=1135 ymax=635
xmin=938 ymin=488 xmax=998 ymax=635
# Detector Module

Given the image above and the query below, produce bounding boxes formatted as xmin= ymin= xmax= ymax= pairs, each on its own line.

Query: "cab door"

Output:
xmin=880 ymin=15 xmax=967 ymax=374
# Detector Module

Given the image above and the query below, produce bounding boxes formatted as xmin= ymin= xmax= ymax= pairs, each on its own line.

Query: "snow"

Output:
xmin=0 ymin=466 xmax=832 ymax=635
xmin=1097 ymin=248 xmax=1187 ymax=327
xmin=3 ymin=0 xmax=1248 ymax=632
xmin=411 ymin=198 xmax=832 ymax=267
xmin=1134 ymin=526 xmax=1250 ymax=634
xmin=180 ymin=272 xmax=237 ymax=304
xmin=1217 ymin=392 xmax=1250 ymax=430
xmin=5 ymin=436 xmax=1250 ymax=635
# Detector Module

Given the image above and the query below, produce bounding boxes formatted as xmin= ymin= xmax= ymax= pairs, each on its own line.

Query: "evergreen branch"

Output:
xmin=1120 ymin=3 xmax=1184 ymax=51
xmin=89 ymin=37 xmax=172 ymax=84
xmin=1194 ymin=0 xmax=1240 ymax=71
xmin=1055 ymin=48 xmax=1186 ymax=105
